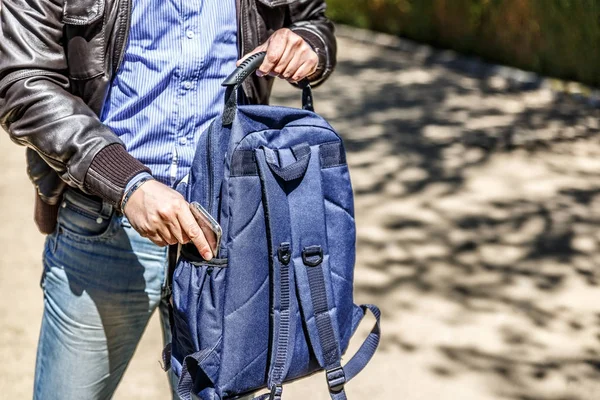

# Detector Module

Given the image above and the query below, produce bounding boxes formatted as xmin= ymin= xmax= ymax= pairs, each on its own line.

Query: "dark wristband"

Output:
xmin=120 ymin=176 xmax=154 ymax=213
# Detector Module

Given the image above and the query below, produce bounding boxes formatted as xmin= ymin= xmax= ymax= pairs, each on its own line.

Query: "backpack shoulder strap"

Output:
xmin=255 ymin=144 xmax=382 ymax=400
xmin=334 ymin=304 xmax=381 ymax=398
xmin=255 ymin=146 xmax=301 ymax=398
xmin=260 ymin=143 xmax=350 ymax=399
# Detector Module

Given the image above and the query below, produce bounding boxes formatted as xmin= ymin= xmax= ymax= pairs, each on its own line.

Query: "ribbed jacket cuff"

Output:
xmin=84 ymin=144 xmax=151 ymax=206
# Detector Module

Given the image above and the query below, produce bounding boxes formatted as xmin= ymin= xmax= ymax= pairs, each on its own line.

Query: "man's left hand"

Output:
xmin=238 ymin=28 xmax=318 ymax=83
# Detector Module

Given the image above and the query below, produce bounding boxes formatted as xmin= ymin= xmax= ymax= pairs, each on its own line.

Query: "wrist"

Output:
xmin=120 ymin=175 xmax=154 ymax=213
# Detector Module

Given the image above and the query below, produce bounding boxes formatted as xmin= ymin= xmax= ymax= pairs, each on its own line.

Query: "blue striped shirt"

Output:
xmin=100 ymin=0 xmax=238 ymax=188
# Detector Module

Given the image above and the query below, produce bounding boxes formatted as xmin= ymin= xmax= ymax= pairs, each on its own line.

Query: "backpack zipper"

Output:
xmin=206 ymin=127 xmax=215 ymax=216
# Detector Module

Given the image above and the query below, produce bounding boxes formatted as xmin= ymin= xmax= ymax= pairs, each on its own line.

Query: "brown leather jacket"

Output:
xmin=0 ymin=0 xmax=336 ymax=232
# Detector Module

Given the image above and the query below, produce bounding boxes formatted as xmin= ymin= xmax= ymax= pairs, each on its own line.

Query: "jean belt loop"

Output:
xmin=100 ymin=200 xmax=113 ymax=219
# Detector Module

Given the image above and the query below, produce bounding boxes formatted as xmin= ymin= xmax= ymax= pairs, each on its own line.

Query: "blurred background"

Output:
xmin=2 ymin=1 xmax=600 ymax=399
xmin=328 ymin=0 xmax=600 ymax=88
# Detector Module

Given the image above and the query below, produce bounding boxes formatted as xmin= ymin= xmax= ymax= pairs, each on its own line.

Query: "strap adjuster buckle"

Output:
xmin=302 ymin=245 xmax=323 ymax=267
xmin=277 ymin=242 xmax=291 ymax=265
xmin=326 ymin=366 xmax=346 ymax=393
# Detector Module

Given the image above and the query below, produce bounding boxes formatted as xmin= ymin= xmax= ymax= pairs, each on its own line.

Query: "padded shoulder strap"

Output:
xmin=275 ymin=144 xmax=382 ymax=399
xmin=255 ymin=144 xmax=382 ymax=400
xmin=278 ymin=144 xmax=350 ymax=398
xmin=255 ymin=148 xmax=299 ymax=399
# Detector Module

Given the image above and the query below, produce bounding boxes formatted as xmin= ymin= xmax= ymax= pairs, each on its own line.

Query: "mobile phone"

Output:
xmin=189 ymin=202 xmax=222 ymax=258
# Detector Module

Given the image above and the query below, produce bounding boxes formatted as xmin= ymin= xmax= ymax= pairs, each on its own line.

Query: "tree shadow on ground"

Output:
xmin=272 ymin=36 xmax=600 ymax=400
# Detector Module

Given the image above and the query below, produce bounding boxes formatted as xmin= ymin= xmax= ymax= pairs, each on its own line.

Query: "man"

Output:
xmin=0 ymin=0 xmax=336 ymax=398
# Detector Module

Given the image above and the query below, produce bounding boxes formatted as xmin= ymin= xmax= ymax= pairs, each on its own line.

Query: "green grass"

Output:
xmin=327 ymin=0 xmax=600 ymax=87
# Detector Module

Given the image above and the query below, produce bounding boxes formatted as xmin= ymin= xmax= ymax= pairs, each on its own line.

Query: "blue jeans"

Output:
xmin=34 ymin=189 xmax=178 ymax=399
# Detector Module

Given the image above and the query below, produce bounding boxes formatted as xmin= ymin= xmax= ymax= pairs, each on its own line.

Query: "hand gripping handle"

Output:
xmin=221 ymin=51 xmax=314 ymax=125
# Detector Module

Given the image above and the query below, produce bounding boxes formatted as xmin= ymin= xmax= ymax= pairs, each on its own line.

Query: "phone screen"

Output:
xmin=189 ymin=202 xmax=222 ymax=257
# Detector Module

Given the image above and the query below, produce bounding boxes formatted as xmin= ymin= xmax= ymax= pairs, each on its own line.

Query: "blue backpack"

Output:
xmin=166 ymin=52 xmax=381 ymax=400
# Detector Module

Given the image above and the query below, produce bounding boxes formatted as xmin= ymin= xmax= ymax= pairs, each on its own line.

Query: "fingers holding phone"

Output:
xmin=123 ymin=180 xmax=216 ymax=260
xmin=189 ymin=202 xmax=222 ymax=259
xmin=177 ymin=204 xmax=215 ymax=261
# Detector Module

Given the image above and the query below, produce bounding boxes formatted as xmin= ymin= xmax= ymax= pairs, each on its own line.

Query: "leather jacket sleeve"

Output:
xmin=0 ymin=0 xmax=149 ymax=206
xmin=288 ymin=0 xmax=336 ymax=87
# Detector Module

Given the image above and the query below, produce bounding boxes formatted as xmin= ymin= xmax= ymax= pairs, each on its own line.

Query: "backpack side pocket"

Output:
xmin=219 ymin=171 xmax=271 ymax=397
xmin=171 ymin=257 xmax=228 ymax=397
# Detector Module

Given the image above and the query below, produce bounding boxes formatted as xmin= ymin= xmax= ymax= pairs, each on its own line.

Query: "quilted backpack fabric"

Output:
xmin=166 ymin=52 xmax=381 ymax=400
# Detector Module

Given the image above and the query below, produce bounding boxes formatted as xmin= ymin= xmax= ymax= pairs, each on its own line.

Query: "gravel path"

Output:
xmin=2 ymin=30 xmax=600 ymax=400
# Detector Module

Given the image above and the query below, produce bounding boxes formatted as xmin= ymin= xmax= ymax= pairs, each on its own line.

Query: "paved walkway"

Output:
xmin=2 ymin=31 xmax=600 ymax=399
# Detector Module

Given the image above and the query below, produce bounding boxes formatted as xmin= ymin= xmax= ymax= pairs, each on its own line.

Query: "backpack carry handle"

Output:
xmin=221 ymin=51 xmax=314 ymax=125
xmin=222 ymin=51 xmax=267 ymax=87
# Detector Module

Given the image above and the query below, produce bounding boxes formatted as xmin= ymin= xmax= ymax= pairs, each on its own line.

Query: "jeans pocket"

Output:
xmin=56 ymin=190 xmax=117 ymax=242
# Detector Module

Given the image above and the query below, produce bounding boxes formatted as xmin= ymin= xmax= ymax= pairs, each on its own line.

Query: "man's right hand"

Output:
xmin=123 ymin=180 xmax=214 ymax=260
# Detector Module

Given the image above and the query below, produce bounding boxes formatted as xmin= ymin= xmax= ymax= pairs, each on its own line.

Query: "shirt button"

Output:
xmin=179 ymin=137 xmax=188 ymax=145
xmin=183 ymin=81 xmax=193 ymax=90
xmin=186 ymin=30 xmax=195 ymax=39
